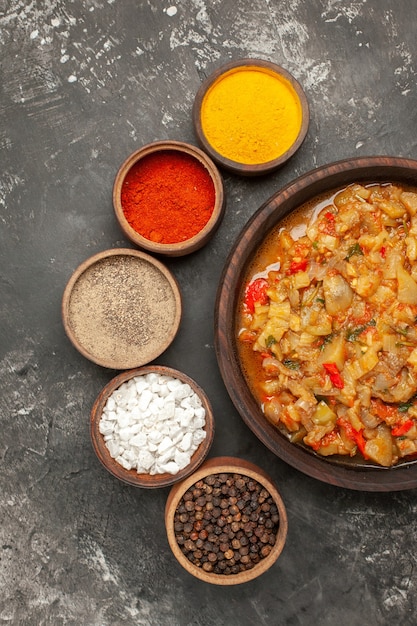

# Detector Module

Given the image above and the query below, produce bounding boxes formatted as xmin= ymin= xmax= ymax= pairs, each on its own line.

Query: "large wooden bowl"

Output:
xmin=215 ymin=156 xmax=417 ymax=492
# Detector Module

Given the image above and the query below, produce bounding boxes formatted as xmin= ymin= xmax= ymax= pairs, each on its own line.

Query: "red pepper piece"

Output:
xmin=287 ymin=259 xmax=308 ymax=275
xmin=380 ymin=246 xmax=386 ymax=258
xmin=325 ymin=212 xmax=335 ymax=221
xmin=323 ymin=362 xmax=344 ymax=389
xmin=391 ymin=420 xmax=414 ymax=437
xmin=337 ymin=417 xmax=368 ymax=459
xmin=353 ymin=429 xmax=367 ymax=457
xmin=244 ymin=277 xmax=269 ymax=313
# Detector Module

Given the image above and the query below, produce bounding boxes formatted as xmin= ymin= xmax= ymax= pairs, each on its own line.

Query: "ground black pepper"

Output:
xmin=67 ymin=253 xmax=179 ymax=367
xmin=173 ymin=472 xmax=279 ymax=575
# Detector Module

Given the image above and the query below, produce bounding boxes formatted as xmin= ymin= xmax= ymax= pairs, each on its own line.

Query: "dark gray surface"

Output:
xmin=1 ymin=1 xmax=417 ymax=624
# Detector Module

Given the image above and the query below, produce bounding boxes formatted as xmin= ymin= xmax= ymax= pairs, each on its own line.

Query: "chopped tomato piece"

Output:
xmin=323 ymin=362 xmax=344 ymax=389
xmin=337 ymin=417 xmax=368 ymax=459
xmin=391 ymin=420 xmax=414 ymax=437
xmin=371 ymin=399 xmax=399 ymax=421
xmin=244 ymin=277 xmax=269 ymax=313
xmin=287 ymin=259 xmax=308 ymax=274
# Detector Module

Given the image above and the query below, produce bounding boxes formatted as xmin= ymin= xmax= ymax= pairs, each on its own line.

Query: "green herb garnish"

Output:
xmin=345 ymin=243 xmax=364 ymax=261
xmin=266 ymin=335 xmax=277 ymax=348
xmin=346 ymin=319 xmax=376 ymax=342
xmin=283 ymin=359 xmax=301 ymax=370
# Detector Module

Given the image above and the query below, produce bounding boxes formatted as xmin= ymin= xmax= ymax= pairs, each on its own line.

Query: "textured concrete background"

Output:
xmin=1 ymin=1 xmax=417 ymax=624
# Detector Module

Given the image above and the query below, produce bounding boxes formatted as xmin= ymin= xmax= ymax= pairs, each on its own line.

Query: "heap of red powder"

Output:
xmin=121 ymin=150 xmax=216 ymax=244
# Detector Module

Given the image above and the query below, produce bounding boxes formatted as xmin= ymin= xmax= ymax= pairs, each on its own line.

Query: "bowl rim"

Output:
xmin=113 ymin=140 xmax=226 ymax=257
xmin=165 ymin=456 xmax=288 ymax=585
xmin=192 ymin=58 xmax=310 ymax=176
xmin=90 ymin=365 xmax=215 ymax=488
xmin=62 ymin=248 xmax=182 ymax=369
xmin=214 ymin=155 xmax=417 ymax=491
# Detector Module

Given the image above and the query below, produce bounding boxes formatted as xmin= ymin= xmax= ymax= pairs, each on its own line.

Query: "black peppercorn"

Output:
xmin=173 ymin=472 xmax=280 ymax=576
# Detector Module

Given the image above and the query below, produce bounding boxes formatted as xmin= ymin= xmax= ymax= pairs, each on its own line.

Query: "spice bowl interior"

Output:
xmin=113 ymin=140 xmax=226 ymax=257
xmin=62 ymin=248 xmax=182 ymax=370
xmin=165 ymin=456 xmax=288 ymax=585
xmin=193 ymin=58 xmax=310 ymax=176
xmin=90 ymin=366 xmax=215 ymax=488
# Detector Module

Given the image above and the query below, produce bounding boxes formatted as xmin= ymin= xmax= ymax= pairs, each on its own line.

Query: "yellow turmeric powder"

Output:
xmin=200 ymin=66 xmax=303 ymax=165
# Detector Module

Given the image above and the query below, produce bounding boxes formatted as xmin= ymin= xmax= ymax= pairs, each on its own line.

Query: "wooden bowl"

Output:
xmin=193 ymin=58 xmax=309 ymax=176
xmin=215 ymin=156 xmax=417 ymax=492
xmin=90 ymin=366 xmax=215 ymax=488
xmin=113 ymin=140 xmax=225 ymax=256
xmin=62 ymin=248 xmax=182 ymax=369
xmin=165 ymin=456 xmax=288 ymax=584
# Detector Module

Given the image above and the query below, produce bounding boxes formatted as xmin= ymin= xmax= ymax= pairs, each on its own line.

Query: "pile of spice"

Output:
xmin=66 ymin=252 xmax=179 ymax=369
xmin=200 ymin=66 xmax=303 ymax=165
xmin=99 ymin=372 xmax=207 ymax=475
xmin=120 ymin=150 xmax=216 ymax=244
xmin=173 ymin=472 xmax=279 ymax=575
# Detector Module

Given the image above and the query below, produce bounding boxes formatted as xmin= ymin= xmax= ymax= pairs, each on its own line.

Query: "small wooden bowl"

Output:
xmin=90 ymin=366 xmax=215 ymax=488
xmin=193 ymin=58 xmax=310 ymax=176
xmin=62 ymin=248 xmax=182 ymax=369
xmin=113 ymin=140 xmax=225 ymax=256
xmin=165 ymin=456 xmax=288 ymax=584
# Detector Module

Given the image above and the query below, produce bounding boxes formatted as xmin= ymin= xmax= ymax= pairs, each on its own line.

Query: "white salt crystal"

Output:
xmin=161 ymin=461 xmax=180 ymax=474
xmin=99 ymin=421 xmax=114 ymax=436
xmin=106 ymin=397 xmax=116 ymax=411
xmin=193 ymin=430 xmax=207 ymax=445
xmin=179 ymin=432 xmax=193 ymax=451
xmin=175 ymin=449 xmax=192 ymax=469
xmin=193 ymin=417 xmax=206 ymax=429
xmin=116 ymin=455 xmax=131 ymax=470
xmin=194 ymin=407 xmax=206 ymax=420
xmin=118 ymin=427 xmax=133 ymax=441
xmin=138 ymin=388 xmax=153 ymax=412
xmin=159 ymin=449 xmax=175 ymax=464
xmin=173 ymin=383 xmax=191 ymax=400
xmin=116 ymin=411 xmax=131 ymax=429
xmin=179 ymin=408 xmax=194 ymax=429
xmin=129 ymin=432 xmax=147 ymax=447
xmin=158 ymin=436 xmax=174 ymax=454
xmin=148 ymin=429 xmax=163 ymax=444
xmin=167 ymin=378 xmax=181 ymax=391
xmin=135 ymin=376 xmax=149 ymax=393
xmin=106 ymin=440 xmax=121 ymax=458
xmin=138 ymin=450 xmax=154 ymax=470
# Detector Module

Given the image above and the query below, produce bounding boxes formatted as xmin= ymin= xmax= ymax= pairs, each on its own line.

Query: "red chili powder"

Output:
xmin=121 ymin=150 xmax=216 ymax=244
